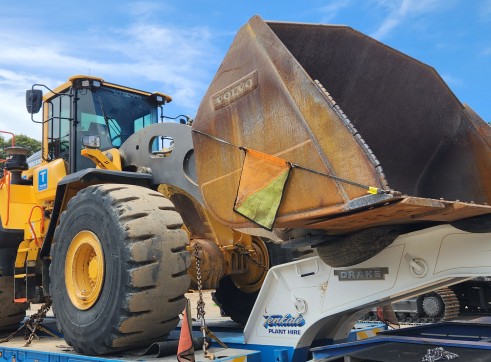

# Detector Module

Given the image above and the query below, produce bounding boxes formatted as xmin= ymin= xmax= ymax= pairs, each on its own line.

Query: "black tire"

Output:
xmin=50 ymin=184 xmax=190 ymax=355
xmin=0 ymin=276 xmax=28 ymax=331
xmin=212 ymin=242 xmax=298 ymax=325
xmin=212 ymin=275 xmax=258 ymax=325
xmin=451 ymin=214 xmax=491 ymax=233
xmin=316 ymin=226 xmax=401 ymax=267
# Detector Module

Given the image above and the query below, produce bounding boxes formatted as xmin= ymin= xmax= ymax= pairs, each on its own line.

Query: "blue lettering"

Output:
xmin=263 ymin=314 xmax=306 ymax=329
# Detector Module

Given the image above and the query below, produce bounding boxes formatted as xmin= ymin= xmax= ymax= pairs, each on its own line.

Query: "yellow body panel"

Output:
xmin=15 ymin=239 xmax=41 ymax=269
xmin=47 ymin=75 xmax=171 ymax=102
xmin=15 ymin=240 xmax=31 ymax=268
xmin=22 ymin=163 xmax=42 ymax=180
xmin=33 ymin=159 xmax=68 ymax=203
xmin=81 ymin=148 xmax=122 ymax=171
xmin=0 ymin=175 xmax=46 ymax=274
xmin=0 ymin=182 xmax=37 ymax=230
xmin=104 ymin=149 xmax=122 ymax=170
xmin=23 ymin=205 xmax=45 ymax=244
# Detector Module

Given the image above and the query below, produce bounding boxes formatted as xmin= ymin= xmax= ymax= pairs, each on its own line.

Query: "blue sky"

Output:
xmin=0 ymin=0 xmax=490 ymax=140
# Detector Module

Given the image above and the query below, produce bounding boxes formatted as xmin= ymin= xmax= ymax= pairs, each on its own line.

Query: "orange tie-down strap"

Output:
xmin=234 ymin=148 xmax=291 ymax=230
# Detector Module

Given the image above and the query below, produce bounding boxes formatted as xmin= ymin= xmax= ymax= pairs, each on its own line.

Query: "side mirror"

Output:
xmin=26 ymin=89 xmax=43 ymax=114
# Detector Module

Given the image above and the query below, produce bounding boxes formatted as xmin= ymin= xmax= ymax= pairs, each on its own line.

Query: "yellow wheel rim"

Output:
xmin=65 ymin=231 xmax=104 ymax=310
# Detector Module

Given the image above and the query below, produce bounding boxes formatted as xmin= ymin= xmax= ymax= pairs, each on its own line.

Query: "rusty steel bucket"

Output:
xmin=192 ymin=15 xmax=491 ymax=233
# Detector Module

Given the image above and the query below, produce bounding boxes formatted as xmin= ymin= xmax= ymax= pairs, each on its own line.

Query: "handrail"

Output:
xmin=0 ymin=130 xmax=15 ymax=146
xmin=0 ymin=171 xmax=12 ymax=225
xmin=28 ymin=205 xmax=45 ymax=247
xmin=0 ymin=130 xmax=15 ymax=163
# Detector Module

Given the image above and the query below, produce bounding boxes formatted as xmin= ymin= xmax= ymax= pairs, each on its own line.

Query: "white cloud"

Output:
xmin=126 ymin=1 xmax=174 ymax=19
xmin=319 ymin=0 xmax=352 ymax=23
xmin=479 ymin=0 xmax=491 ymax=20
xmin=97 ymin=21 xmax=217 ymax=109
xmin=369 ymin=0 xmax=445 ymax=40
xmin=441 ymin=73 xmax=464 ymax=88
xmin=0 ymin=7 xmax=220 ymax=141
xmin=0 ymin=69 xmax=62 ymax=140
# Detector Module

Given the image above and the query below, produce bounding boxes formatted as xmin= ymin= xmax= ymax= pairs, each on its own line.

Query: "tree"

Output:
xmin=0 ymin=134 xmax=42 ymax=177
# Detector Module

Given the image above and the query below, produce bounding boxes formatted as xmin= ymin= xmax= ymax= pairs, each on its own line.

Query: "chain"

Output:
xmin=194 ymin=243 xmax=206 ymax=322
xmin=193 ymin=243 xmax=213 ymax=359
xmin=0 ymin=298 xmax=53 ymax=346
xmin=192 ymin=243 xmax=227 ymax=360
xmin=235 ymin=244 xmax=267 ymax=269
xmin=24 ymin=298 xmax=53 ymax=346
xmin=0 ymin=323 xmax=21 ymax=344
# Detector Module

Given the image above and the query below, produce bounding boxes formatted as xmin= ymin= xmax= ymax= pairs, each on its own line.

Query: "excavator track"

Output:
xmin=363 ymin=287 xmax=461 ymax=324
xmin=425 ymin=288 xmax=460 ymax=321
xmin=419 ymin=287 xmax=460 ymax=323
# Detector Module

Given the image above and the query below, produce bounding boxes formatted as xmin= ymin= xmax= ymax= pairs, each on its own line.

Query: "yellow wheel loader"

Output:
xmin=0 ymin=74 xmax=280 ymax=354
xmin=0 ymin=15 xmax=490 ymax=356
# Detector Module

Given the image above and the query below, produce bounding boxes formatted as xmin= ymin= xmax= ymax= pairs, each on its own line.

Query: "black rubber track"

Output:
xmin=50 ymin=184 xmax=190 ymax=355
xmin=0 ymin=276 xmax=28 ymax=331
xmin=421 ymin=288 xmax=460 ymax=321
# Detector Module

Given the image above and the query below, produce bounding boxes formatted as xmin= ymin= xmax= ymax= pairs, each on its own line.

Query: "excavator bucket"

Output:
xmin=192 ymin=16 xmax=491 ymax=233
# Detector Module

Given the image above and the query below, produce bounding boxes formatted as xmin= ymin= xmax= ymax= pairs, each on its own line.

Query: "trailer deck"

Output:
xmin=0 ymin=317 xmax=385 ymax=361
xmin=311 ymin=317 xmax=491 ymax=361
xmin=4 ymin=314 xmax=491 ymax=361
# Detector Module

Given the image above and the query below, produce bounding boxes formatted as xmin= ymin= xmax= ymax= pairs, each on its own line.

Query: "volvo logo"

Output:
xmin=211 ymin=70 xmax=258 ymax=110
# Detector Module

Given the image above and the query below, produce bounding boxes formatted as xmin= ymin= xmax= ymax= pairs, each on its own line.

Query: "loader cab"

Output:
xmin=29 ymin=75 xmax=170 ymax=173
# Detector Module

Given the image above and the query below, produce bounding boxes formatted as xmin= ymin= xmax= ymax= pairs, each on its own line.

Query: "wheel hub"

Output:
xmin=88 ymin=254 xmax=101 ymax=285
xmin=65 ymin=231 xmax=105 ymax=310
xmin=231 ymin=237 xmax=270 ymax=293
xmin=422 ymin=295 xmax=443 ymax=318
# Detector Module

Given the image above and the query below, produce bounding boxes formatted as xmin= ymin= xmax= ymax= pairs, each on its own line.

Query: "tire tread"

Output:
xmin=50 ymin=184 xmax=190 ymax=355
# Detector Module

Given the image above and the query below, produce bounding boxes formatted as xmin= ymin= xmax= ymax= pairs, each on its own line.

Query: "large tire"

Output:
xmin=50 ymin=184 xmax=190 ymax=355
xmin=451 ymin=214 xmax=491 ymax=233
xmin=0 ymin=276 xmax=28 ymax=331
xmin=316 ymin=226 xmax=401 ymax=267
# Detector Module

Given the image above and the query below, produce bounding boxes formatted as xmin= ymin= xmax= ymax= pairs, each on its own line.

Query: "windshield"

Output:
xmin=74 ymin=85 xmax=158 ymax=170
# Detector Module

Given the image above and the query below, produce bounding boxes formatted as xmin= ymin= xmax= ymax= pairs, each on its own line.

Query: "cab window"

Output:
xmin=46 ymin=93 xmax=71 ymax=162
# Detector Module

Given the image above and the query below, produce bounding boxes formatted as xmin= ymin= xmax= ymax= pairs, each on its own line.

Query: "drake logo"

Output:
xmin=334 ymin=267 xmax=389 ymax=281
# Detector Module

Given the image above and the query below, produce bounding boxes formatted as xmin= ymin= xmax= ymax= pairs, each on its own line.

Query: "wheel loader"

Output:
xmin=0 ymin=15 xmax=490 ymax=355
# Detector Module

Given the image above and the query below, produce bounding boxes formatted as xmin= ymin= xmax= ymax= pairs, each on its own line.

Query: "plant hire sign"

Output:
xmin=263 ymin=313 xmax=305 ymax=336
